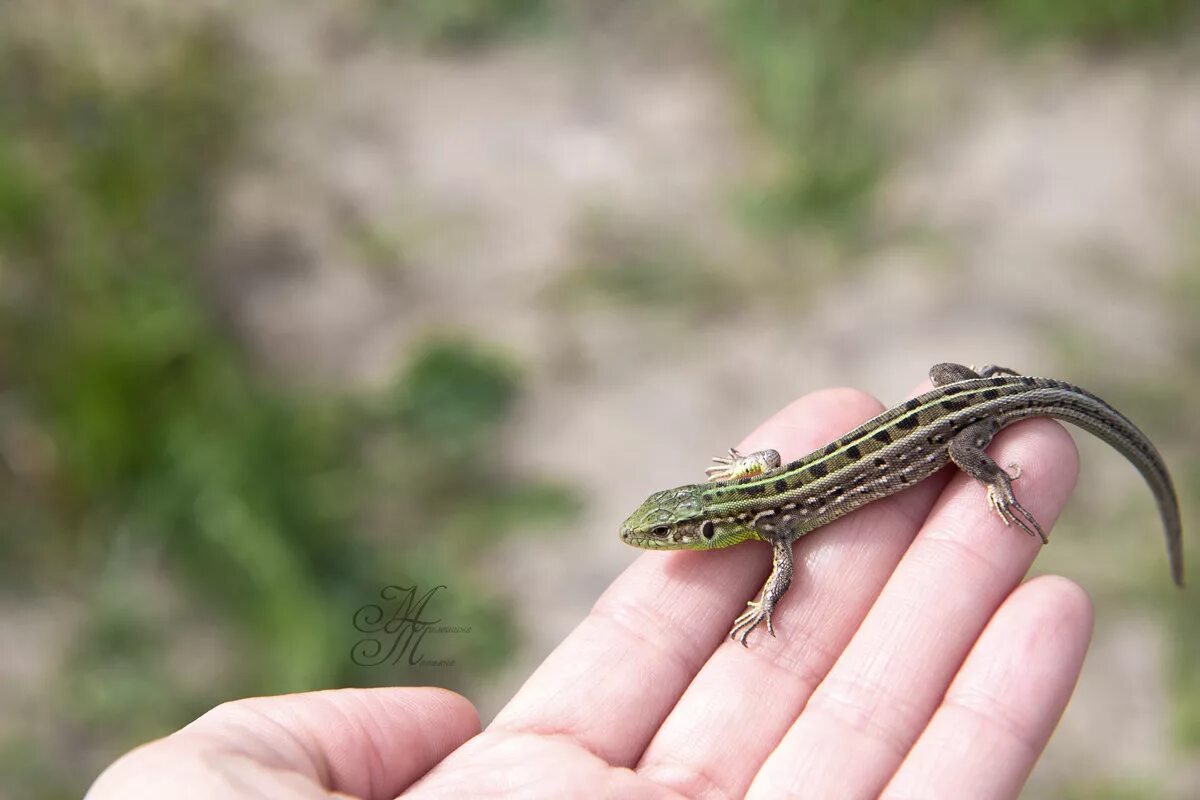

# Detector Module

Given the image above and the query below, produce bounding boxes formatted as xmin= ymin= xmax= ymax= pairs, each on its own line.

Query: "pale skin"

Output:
xmin=88 ymin=383 xmax=1094 ymax=800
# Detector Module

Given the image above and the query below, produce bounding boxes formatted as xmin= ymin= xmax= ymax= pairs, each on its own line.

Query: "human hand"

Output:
xmin=88 ymin=385 xmax=1092 ymax=799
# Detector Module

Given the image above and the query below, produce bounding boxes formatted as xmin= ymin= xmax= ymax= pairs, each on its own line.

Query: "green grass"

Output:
xmin=1160 ymin=249 xmax=1200 ymax=749
xmin=370 ymin=0 xmax=553 ymax=49
xmin=5 ymin=2 xmax=1198 ymax=796
xmin=988 ymin=0 xmax=1196 ymax=43
xmin=1043 ymin=248 xmax=1200 ymax=757
xmin=707 ymin=0 xmax=1198 ymax=233
xmin=1060 ymin=777 xmax=1166 ymax=800
xmin=0 ymin=11 xmax=576 ymax=796
xmin=548 ymin=214 xmax=737 ymax=314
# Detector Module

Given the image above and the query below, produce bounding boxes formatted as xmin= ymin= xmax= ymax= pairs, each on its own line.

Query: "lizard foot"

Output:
xmin=705 ymin=448 xmax=782 ymax=482
xmin=979 ymin=364 xmax=1022 ymax=378
xmin=986 ymin=479 xmax=1047 ymax=544
xmin=729 ymin=598 xmax=775 ymax=647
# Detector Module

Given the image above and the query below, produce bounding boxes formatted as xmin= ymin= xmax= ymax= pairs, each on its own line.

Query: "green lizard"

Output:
xmin=619 ymin=363 xmax=1183 ymax=646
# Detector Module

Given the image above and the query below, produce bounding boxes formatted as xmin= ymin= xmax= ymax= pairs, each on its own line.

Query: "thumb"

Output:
xmin=87 ymin=687 xmax=479 ymax=800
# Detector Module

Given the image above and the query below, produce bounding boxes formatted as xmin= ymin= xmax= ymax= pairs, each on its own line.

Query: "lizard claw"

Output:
xmin=705 ymin=448 xmax=743 ymax=480
xmin=986 ymin=482 xmax=1047 ymax=544
xmin=706 ymin=448 xmax=782 ymax=483
xmin=729 ymin=599 xmax=774 ymax=646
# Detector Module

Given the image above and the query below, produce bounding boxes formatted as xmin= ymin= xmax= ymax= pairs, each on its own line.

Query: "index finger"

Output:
xmin=488 ymin=388 xmax=888 ymax=767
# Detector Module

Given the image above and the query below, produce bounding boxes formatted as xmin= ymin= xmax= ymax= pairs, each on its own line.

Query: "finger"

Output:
xmin=86 ymin=688 xmax=479 ymax=800
xmin=883 ymin=575 xmax=1093 ymax=800
xmin=488 ymin=388 xmax=890 ymax=768
xmin=638 ymin=392 xmax=953 ymax=797
xmin=749 ymin=418 xmax=1079 ymax=799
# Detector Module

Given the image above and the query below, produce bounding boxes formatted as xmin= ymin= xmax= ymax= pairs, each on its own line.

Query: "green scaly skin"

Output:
xmin=618 ymin=363 xmax=1183 ymax=646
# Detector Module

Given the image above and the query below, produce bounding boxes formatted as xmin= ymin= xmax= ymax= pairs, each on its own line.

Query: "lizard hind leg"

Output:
xmin=929 ymin=363 xmax=1025 ymax=387
xmin=929 ymin=362 xmax=982 ymax=387
xmin=706 ymin=447 xmax=782 ymax=482
xmin=948 ymin=421 xmax=1048 ymax=544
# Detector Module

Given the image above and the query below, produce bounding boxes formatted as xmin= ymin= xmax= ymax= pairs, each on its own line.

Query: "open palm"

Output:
xmin=89 ymin=384 xmax=1092 ymax=800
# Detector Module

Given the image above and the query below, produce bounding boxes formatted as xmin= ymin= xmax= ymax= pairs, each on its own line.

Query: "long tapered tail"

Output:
xmin=1019 ymin=388 xmax=1183 ymax=586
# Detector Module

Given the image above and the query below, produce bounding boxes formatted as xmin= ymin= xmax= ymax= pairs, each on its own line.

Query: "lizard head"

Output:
xmin=619 ymin=484 xmax=757 ymax=550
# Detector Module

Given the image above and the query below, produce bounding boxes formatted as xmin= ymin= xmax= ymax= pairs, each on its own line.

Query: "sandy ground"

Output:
xmin=213 ymin=6 xmax=1200 ymax=796
xmin=6 ymin=3 xmax=1191 ymax=795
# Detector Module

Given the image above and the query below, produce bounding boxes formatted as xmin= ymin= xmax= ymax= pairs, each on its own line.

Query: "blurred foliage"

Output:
xmin=707 ymin=0 xmax=1198 ymax=232
xmin=2 ymin=0 xmax=1198 ymax=797
xmin=556 ymin=259 xmax=727 ymax=311
xmin=549 ymin=215 xmax=735 ymax=315
xmin=1160 ymin=250 xmax=1200 ymax=750
xmin=369 ymin=0 xmax=553 ymax=49
xmin=1042 ymin=249 xmax=1200 ymax=764
xmin=393 ymin=340 xmax=520 ymax=455
xmin=1062 ymin=778 xmax=1166 ymax=800
xmin=0 ymin=8 xmax=575 ymax=796
xmin=1169 ymin=581 xmax=1200 ymax=748
xmin=988 ymin=0 xmax=1196 ymax=42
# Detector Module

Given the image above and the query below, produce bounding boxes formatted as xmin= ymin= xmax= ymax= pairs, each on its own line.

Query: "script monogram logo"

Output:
xmin=351 ymin=585 xmax=446 ymax=666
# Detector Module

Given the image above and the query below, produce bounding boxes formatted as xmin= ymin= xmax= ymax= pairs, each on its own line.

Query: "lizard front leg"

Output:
xmin=729 ymin=535 xmax=794 ymax=647
xmin=948 ymin=420 xmax=1048 ymax=543
xmin=706 ymin=447 xmax=782 ymax=482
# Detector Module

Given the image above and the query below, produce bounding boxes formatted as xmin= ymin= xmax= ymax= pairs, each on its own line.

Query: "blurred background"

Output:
xmin=1 ymin=1 xmax=1198 ymax=797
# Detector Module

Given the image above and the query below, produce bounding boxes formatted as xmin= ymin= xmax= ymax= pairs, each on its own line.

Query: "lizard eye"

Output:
xmin=650 ymin=525 xmax=671 ymax=537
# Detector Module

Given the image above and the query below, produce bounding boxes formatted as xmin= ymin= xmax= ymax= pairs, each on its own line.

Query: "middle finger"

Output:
xmin=747 ymin=418 xmax=1079 ymax=799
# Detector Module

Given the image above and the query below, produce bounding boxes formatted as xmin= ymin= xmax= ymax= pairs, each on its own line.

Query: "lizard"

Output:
xmin=618 ymin=363 xmax=1183 ymax=646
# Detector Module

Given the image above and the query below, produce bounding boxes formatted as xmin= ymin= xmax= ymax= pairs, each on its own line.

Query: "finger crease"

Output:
xmin=639 ymin=756 xmax=732 ymax=800
xmin=913 ymin=532 xmax=1006 ymax=582
xmin=804 ymin=674 xmax=925 ymax=759
xmin=590 ymin=594 xmax=708 ymax=681
xmin=484 ymin=724 xmax=610 ymax=767
xmin=758 ymin=628 xmax=843 ymax=697
xmin=941 ymin=688 xmax=1043 ymax=756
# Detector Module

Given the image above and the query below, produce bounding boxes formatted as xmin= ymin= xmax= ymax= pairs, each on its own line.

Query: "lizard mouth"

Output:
xmin=619 ymin=526 xmax=691 ymax=550
xmin=618 ymin=526 xmax=647 ymax=547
